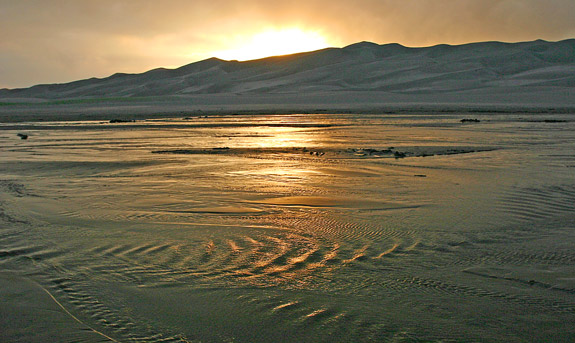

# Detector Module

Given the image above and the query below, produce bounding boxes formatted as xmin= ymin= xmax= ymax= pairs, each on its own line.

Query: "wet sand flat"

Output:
xmin=1 ymin=113 xmax=575 ymax=342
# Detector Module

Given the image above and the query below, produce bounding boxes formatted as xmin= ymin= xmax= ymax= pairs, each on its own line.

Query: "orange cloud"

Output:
xmin=0 ymin=0 xmax=573 ymax=88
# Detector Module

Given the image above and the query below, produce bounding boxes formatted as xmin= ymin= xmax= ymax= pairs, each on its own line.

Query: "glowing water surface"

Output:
xmin=1 ymin=113 xmax=574 ymax=342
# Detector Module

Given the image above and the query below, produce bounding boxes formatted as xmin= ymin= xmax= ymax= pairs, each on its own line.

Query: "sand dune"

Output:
xmin=1 ymin=39 xmax=573 ymax=107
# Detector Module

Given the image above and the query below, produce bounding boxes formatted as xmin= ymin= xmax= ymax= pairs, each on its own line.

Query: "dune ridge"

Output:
xmin=1 ymin=39 xmax=573 ymax=99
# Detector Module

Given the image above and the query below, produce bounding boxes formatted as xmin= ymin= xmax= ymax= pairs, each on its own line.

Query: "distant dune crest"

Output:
xmin=1 ymin=39 xmax=574 ymax=99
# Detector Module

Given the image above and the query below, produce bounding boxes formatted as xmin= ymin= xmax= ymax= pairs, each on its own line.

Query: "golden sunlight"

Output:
xmin=213 ymin=28 xmax=331 ymax=61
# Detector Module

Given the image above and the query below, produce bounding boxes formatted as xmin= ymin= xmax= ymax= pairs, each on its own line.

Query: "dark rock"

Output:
xmin=17 ymin=133 xmax=28 ymax=140
xmin=460 ymin=118 xmax=481 ymax=123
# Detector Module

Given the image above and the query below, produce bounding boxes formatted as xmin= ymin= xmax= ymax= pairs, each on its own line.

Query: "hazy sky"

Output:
xmin=1 ymin=0 xmax=574 ymax=88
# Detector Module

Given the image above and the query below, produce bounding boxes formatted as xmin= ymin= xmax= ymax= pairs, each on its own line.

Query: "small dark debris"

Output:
xmin=109 ymin=119 xmax=135 ymax=123
xmin=17 ymin=133 xmax=28 ymax=140
xmin=460 ymin=118 xmax=481 ymax=123
xmin=394 ymin=151 xmax=407 ymax=158
xmin=351 ymin=148 xmax=393 ymax=156
xmin=414 ymin=174 xmax=427 ymax=178
xmin=525 ymin=119 xmax=567 ymax=123
xmin=308 ymin=151 xmax=324 ymax=156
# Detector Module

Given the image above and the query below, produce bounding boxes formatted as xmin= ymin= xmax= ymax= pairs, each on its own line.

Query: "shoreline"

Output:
xmin=1 ymin=91 xmax=573 ymax=123
xmin=1 ymin=104 xmax=573 ymax=124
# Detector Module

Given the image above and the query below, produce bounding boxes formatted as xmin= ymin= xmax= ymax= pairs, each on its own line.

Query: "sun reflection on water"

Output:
xmin=247 ymin=126 xmax=322 ymax=149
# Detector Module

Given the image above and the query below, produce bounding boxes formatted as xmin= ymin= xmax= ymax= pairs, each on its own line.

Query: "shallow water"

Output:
xmin=1 ymin=113 xmax=574 ymax=342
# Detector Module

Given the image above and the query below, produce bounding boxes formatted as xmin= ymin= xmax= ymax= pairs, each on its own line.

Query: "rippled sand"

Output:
xmin=1 ymin=113 xmax=574 ymax=342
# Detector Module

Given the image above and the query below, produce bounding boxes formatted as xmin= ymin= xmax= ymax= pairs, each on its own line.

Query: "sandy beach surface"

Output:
xmin=1 ymin=90 xmax=574 ymax=124
xmin=1 ymin=112 xmax=575 ymax=342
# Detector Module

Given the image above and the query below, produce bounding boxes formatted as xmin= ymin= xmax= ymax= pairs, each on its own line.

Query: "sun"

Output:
xmin=213 ymin=28 xmax=331 ymax=61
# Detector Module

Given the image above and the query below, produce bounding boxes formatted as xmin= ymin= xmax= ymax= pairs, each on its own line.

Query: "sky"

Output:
xmin=1 ymin=0 xmax=574 ymax=89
